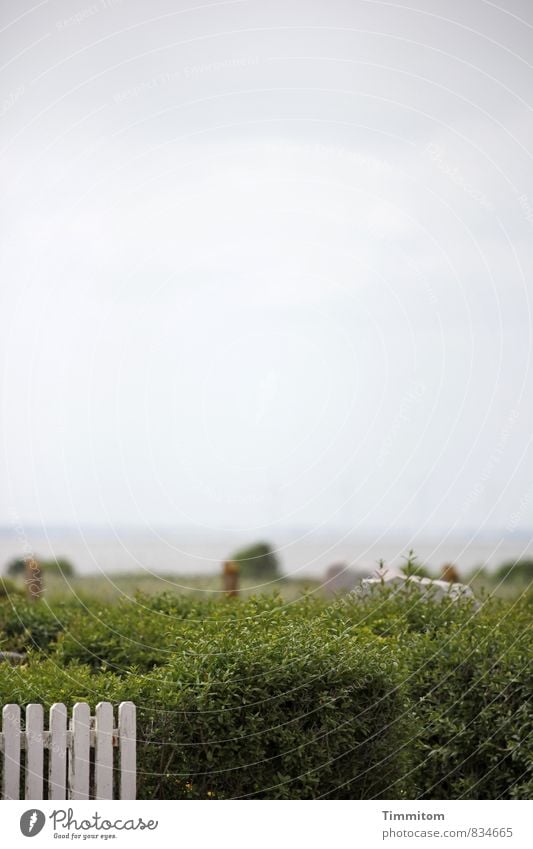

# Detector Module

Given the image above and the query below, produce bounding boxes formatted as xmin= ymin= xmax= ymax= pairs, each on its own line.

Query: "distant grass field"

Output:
xmin=1 ymin=566 xmax=529 ymax=605
xmin=3 ymin=572 xmax=321 ymax=603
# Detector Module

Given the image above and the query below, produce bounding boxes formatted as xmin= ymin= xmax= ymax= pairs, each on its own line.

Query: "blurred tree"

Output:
xmin=231 ymin=542 xmax=280 ymax=580
xmin=5 ymin=557 xmax=27 ymax=577
xmin=6 ymin=556 xmax=76 ymax=578
xmin=494 ymin=558 xmax=533 ymax=584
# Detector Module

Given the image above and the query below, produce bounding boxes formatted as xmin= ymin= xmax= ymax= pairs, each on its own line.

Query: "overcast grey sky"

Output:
xmin=1 ymin=0 xmax=532 ymax=537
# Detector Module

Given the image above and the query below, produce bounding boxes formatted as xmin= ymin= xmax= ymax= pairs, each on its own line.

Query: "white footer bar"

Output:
xmin=2 ymin=799 xmax=530 ymax=848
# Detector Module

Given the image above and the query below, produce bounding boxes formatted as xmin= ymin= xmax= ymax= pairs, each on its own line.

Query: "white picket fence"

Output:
xmin=0 ymin=702 xmax=136 ymax=800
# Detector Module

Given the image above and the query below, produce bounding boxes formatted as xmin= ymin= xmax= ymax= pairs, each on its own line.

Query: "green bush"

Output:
xmin=0 ymin=577 xmax=24 ymax=599
xmin=0 ymin=598 xmax=78 ymax=652
xmin=335 ymin=589 xmax=533 ymax=798
xmin=494 ymin=558 xmax=533 ymax=584
xmin=5 ymin=558 xmax=27 ymax=578
xmin=0 ymin=590 xmax=530 ymax=799
xmin=132 ymin=616 xmax=410 ymax=799
xmin=231 ymin=542 xmax=280 ymax=580
xmin=406 ymin=598 xmax=533 ymax=799
xmin=53 ymin=599 xmax=190 ymax=671
xmin=401 ymin=551 xmax=432 ymax=579
xmin=0 ymin=615 xmax=410 ymax=800
xmin=52 ymin=593 xmax=325 ymax=672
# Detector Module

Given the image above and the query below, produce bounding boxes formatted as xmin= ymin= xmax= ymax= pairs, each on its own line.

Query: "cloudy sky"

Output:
xmin=1 ymin=0 xmax=532 ymax=538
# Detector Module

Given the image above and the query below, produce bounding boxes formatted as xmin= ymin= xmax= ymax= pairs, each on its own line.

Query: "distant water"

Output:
xmin=1 ymin=527 xmax=531 ymax=578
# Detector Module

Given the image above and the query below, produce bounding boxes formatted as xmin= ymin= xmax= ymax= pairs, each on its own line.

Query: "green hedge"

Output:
xmin=0 ymin=598 xmax=78 ymax=652
xmin=406 ymin=601 xmax=533 ymax=799
xmin=51 ymin=593 xmax=322 ymax=671
xmin=0 ymin=611 xmax=410 ymax=799
xmin=331 ymin=589 xmax=533 ymax=799
xmin=0 ymin=590 xmax=531 ymax=799
xmin=132 ymin=617 xmax=410 ymax=799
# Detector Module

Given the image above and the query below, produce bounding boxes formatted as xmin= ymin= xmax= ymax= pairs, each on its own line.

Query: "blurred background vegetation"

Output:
xmin=0 ymin=546 xmax=531 ymax=604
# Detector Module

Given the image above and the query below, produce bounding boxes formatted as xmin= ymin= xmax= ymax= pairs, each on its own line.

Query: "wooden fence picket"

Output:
xmin=94 ymin=702 xmax=114 ymax=800
xmin=25 ymin=703 xmax=44 ymax=800
xmin=2 ymin=704 xmax=20 ymax=800
xmin=118 ymin=701 xmax=136 ymax=800
xmin=69 ymin=702 xmax=90 ymax=800
xmin=0 ymin=702 xmax=136 ymax=800
xmin=48 ymin=703 xmax=67 ymax=800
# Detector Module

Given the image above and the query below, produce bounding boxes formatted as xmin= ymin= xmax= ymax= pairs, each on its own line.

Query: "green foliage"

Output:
xmin=0 ymin=605 xmax=410 ymax=800
xmin=0 ymin=589 xmax=531 ymax=799
xmin=401 ymin=550 xmax=432 ymax=578
xmin=0 ymin=576 xmax=24 ymax=599
xmin=0 ymin=598 xmax=78 ymax=651
xmin=52 ymin=592 xmax=323 ymax=672
xmin=406 ymin=597 xmax=533 ymax=799
xmin=131 ymin=617 xmax=410 ymax=799
xmin=231 ymin=542 xmax=280 ymax=580
xmin=46 ymin=557 xmax=76 ymax=577
xmin=493 ymin=558 xmax=533 ymax=585
xmin=5 ymin=558 xmax=27 ymax=578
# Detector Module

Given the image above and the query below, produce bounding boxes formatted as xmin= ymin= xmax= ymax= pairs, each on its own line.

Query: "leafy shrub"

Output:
xmin=0 ymin=577 xmax=24 ymax=599
xmin=5 ymin=558 xmax=28 ymax=577
xmin=0 ymin=616 xmax=410 ymax=800
xmin=52 ymin=593 xmax=324 ymax=672
xmin=231 ymin=542 xmax=280 ymax=580
xmin=405 ymin=597 xmax=533 ymax=799
xmin=494 ymin=558 xmax=533 ymax=584
xmin=0 ymin=590 xmax=531 ymax=799
xmin=53 ymin=599 xmax=190 ymax=671
xmin=134 ymin=615 xmax=411 ymax=799
xmin=0 ymin=599 xmax=77 ymax=651
xmin=401 ymin=550 xmax=432 ymax=579
xmin=333 ymin=590 xmax=533 ymax=798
